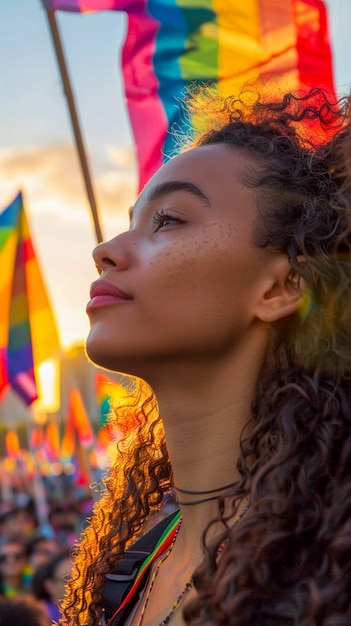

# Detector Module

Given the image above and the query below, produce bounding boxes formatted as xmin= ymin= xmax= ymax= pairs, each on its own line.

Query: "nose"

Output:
xmin=92 ymin=233 xmax=130 ymax=274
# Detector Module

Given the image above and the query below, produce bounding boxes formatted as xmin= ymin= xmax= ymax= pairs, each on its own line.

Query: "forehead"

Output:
xmin=135 ymin=144 xmax=257 ymax=224
xmin=156 ymin=143 xmax=247 ymax=177
xmin=0 ymin=542 xmax=23 ymax=553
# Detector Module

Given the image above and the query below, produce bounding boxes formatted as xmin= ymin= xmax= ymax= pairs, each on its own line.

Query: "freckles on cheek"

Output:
xmin=150 ymin=237 xmax=200 ymax=289
xmin=150 ymin=225 xmax=238 ymax=292
xmin=165 ymin=256 xmax=198 ymax=290
xmin=164 ymin=263 xmax=197 ymax=290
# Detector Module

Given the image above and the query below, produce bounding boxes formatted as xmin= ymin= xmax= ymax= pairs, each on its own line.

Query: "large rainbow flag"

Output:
xmin=0 ymin=192 xmax=60 ymax=405
xmin=42 ymin=0 xmax=335 ymax=191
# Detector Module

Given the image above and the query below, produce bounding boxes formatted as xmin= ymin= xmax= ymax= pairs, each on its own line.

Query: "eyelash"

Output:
xmin=152 ymin=208 xmax=183 ymax=231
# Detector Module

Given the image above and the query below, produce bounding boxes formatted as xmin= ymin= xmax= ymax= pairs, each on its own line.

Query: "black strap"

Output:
xmin=101 ymin=510 xmax=179 ymax=625
xmin=101 ymin=509 xmax=299 ymax=626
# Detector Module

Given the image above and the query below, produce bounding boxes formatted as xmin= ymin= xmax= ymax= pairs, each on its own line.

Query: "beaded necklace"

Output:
xmin=136 ymin=520 xmax=184 ymax=626
xmin=137 ymin=504 xmax=249 ymax=626
xmin=106 ymin=512 xmax=182 ymax=626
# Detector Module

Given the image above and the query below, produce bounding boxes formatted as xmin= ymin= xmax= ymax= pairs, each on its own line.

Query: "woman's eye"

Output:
xmin=152 ymin=209 xmax=182 ymax=231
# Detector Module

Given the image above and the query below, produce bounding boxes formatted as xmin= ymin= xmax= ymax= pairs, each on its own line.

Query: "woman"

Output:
xmin=60 ymin=86 xmax=351 ymax=625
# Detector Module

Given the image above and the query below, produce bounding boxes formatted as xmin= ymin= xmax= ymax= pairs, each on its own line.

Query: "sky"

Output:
xmin=1 ymin=0 xmax=351 ymax=349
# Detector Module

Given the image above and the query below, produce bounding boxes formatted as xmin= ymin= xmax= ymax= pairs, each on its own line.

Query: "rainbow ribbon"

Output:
xmin=106 ymin=510 xmax=182 ymax=624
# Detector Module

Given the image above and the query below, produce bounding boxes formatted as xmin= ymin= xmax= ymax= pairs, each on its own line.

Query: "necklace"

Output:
xmin=174 ymin=480 xmax=238 ymax=506
xmin=137 ymin=504 xmax=249 ymax=626
xmin=174 ymin=480 xmax=237 ymax=494
xmin=137 ymin=560 xmax=192 ymax=626
xmin=137 ymin=519 xmax=183 ymax=626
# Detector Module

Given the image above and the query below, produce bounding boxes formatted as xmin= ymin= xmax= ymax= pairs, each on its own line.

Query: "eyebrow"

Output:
xmin=129 ymin=180 xmax=211 ymax=222
xmin=147 ymin=180 xmax=211 ymax=205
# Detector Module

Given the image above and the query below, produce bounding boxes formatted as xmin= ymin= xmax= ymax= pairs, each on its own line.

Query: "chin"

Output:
xmin=85 ymin=333 xmax=144 ymax=380
xmin=85 ymin=335 xmax=115 ymax=370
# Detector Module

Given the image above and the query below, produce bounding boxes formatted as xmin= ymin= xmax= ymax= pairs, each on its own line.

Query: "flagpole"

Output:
xmin=45 ymin=9 xmax=104 ymax=244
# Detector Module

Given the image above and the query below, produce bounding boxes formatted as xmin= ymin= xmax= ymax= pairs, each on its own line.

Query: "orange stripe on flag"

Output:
xmin=67 ymin=387 xmax=94 ymax=448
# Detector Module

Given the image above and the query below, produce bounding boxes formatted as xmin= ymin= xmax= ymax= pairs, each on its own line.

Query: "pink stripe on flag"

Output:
xmin=42 ymin=0 xmax=123 ymax=10
xmin=122 ymin=10 xmax=167 ymax=190
xmin=0 ymin=348 xmax=9 ymax=399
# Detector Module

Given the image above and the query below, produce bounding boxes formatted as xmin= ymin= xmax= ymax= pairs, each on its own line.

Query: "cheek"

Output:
xmin=148 ymin=249 xmax=197 ymax=295
xmin=150 ymin=226 xmax=232 ymax=292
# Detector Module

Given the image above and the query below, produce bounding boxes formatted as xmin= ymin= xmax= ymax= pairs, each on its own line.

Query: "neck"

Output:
xmin=150 ymin=321 xmax=268 ymax=536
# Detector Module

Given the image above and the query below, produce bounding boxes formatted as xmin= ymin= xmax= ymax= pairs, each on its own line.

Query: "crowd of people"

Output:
xmin=0 ymin=470 xmax=178 ymax=625
xmin=0 ymin=488 xmax=93 ymax=625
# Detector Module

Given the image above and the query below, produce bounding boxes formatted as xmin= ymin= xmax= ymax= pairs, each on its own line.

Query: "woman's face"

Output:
xmin=86 ymin=144 xmax=271 ymax=377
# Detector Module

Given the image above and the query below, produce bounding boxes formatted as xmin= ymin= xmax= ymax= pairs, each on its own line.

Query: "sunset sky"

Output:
xmin=1 ymin=0 xmax=351 ymax=349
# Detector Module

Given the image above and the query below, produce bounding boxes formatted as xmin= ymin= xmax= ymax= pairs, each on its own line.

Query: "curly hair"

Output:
xmin=183 ymin=87 xmax=351 ymax=624
xmin=60 ymin=86 xmax=351 ymax=625
xmin=59 ymin=379 xmax=172 ymax=625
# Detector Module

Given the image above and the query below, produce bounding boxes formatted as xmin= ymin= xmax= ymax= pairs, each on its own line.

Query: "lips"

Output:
xmin=87 ymin=279 xmax=132 ymax=311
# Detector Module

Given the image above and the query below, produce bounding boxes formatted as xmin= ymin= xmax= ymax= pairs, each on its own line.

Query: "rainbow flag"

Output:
xmin=95 ymin=371 xmax=128 ymax=426
xmin=62 ymin=387 xmax=94 ymax=485
xmin=5 ymin=430 xmax=20 ymax=460
xmin=42 ymin=0 xmax=335 ymax=191
xmin=0 ymin=192 xmax=60 ymax=405
xmin=45 ymin=422 xmax=61 ymax=462
xmin=66 ymin=387 xmax=94 ymax=448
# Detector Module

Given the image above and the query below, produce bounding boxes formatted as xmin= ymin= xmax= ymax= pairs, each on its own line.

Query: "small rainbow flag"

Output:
xmin=95 ymin=371 xmax=128 ymax=426
xmin=62 ymin=386 xmax=95 ymax=485
xmin=42 ymin=0 xmax=335 ymax=191
xmin=5 ymin=430 xmax=21 ymax=460
xmin=0 ymin=192 xmax=60 ymax=405
xmin=45 ymin=422 xmax=61 ymax=462
xmin=66 ymin=386 xmax=94 ymax=448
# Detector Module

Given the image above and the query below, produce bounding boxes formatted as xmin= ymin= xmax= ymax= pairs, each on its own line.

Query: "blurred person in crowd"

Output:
xmin=26 ymin=535 xmax=61 ymax=573
xmin=0 ymin=594 xmax=51 ymax=626
xmin=48 ymin=501 xmax=81 ymax=547
xmin=0 ymin=503 xmax=36 ymax=540
xmin=0 ymin=538 xmax=31 ymax=597
xmin=30 ymin=549 xmax=71 ymax=623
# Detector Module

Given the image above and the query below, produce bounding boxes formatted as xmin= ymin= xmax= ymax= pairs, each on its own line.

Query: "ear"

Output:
xmin=255 ymin=255 xmax=306 ymax=324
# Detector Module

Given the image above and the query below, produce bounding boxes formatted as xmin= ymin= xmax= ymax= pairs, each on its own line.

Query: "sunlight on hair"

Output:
xmin=173 ymin=77 xmax=342 ymax=159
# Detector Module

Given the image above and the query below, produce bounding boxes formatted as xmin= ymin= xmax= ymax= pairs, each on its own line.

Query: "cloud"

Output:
xmin=104 ymin=144 xmax=136 ymax=169
xmin=0 ymin=142 xmax=138 ymax=347
xmin=0 ymin=143 xmax=138 ymax=224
